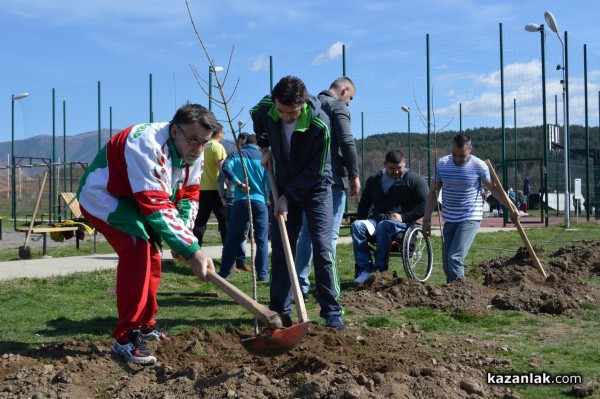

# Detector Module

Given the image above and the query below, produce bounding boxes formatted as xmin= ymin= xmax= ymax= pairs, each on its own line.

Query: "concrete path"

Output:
xmin=0 ymin=227 xmax=511 ymax=281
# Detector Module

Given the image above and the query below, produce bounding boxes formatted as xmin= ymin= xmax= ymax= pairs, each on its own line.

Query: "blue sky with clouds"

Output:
xmin=2 ymin=0 xmax=600 ymax=146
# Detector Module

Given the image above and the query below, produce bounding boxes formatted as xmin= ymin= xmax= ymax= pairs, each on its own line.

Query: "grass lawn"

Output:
xmin=0 ymin=222 xmax=598 ymax=398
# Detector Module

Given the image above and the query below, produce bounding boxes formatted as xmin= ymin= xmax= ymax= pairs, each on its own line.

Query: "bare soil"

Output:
xmin=2 ymin=241 xmax=600 ymax=398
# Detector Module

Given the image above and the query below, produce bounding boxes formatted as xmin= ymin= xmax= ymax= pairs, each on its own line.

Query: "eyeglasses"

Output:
xmin=175 ymin=124 xmax=208 ymax=148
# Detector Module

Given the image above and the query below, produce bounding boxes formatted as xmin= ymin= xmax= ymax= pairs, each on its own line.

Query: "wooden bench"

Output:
xmin=60 ymin=192 xmax=83 ymax=220
xmin=59 ymin=192 xmax=98 ymax=253
xmin=16 ymin=226 xmax=80 ymax=256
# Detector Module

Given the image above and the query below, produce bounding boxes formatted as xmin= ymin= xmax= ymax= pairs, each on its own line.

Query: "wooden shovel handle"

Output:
xmin=207 ymin=270 xmax=281 ymax=329
xmin=24 ymin=172 xmax=48 ymax=248
xmin=268 ymin=167 xmax=309 ymax=323
xmin=485 ymin=160 xmax=547 ymax=278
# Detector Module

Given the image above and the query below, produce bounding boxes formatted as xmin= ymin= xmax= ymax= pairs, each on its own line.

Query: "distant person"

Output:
xmin=193 ymin=123 xmax=228 ymax=246
xmin=573 ymin=194 xmax=582 ymax=214
xmin=351 ymin=149 xmax=428 ymax=284
xmin=218 ymin=134 xmax=270 ymax=281
xmin=508 ymin=187 xmax=517 ymax=205
xmin=251 ymin=75 xmax=345 ymax=331
xmin=295 ymin=77 xmax=360 ymax=299
xmin=421 ymin=133 xmax=519 ymax=283
xmin=517 ymin=190 xmax=527 ymax=213
xmin=523 ymin=177 xmax=531 ymax=204
xmin=218 ymin=132 xmax=251 ymax=272
xmin=78 ymin=103 xmax=219 ymax=365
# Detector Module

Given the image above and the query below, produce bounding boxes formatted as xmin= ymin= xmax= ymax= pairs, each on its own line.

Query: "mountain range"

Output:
xmin=1 ymin=129 xmax=238 ymax=167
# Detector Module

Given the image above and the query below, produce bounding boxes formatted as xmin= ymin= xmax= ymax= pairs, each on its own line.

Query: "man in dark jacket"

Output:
xmin=352 ymin=149 xmax=428 ymax=284
xmin=295 ymin=77 xmax=360 ymax=299
xmin=251 ymin=75 xmax=345 ymax=331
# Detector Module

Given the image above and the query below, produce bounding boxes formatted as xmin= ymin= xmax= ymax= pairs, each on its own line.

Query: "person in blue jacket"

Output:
xmin=218 ymin=132 xmax=251 ymax=272
xmin=218 ymin=134 xmax=270 ymax=281
xmin=251 ymin=75 xmax=345 ymax=331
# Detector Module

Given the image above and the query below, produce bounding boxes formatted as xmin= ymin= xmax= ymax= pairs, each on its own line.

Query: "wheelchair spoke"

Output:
xmin=402 ymin=224 xmax=434 ymax=282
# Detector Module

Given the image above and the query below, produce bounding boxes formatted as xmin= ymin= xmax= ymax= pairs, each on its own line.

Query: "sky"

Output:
xmin=2 ymin=0 xmax=600 ymax=150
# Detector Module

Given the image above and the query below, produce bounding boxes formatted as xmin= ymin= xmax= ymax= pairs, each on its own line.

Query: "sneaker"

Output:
xmin=112 ymin=330 xmax=157 ymax=365
xmin=354 ymin=271 xmax=371 ymax=284
xmin=136 ymin=324 xmax=171 ymax=341
xmin=326 ymin=315 xmax=346 ymax=331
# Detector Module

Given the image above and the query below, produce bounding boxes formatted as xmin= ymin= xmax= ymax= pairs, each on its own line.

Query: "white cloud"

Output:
xmin=311 ymin=42 xmax=347 ymax=66
xmin=475 ymin=60 xmax=541 ymax=88
xmin=250 ymin=55 xmax=269 ymax=72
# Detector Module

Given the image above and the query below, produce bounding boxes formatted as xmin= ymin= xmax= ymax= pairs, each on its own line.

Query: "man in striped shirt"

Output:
xmin=422 ymin=133 xmax=518 ymax=282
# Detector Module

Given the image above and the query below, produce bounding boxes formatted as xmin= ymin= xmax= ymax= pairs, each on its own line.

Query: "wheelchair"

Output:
xmin=367 ymin=223 xmax=434 ymax=282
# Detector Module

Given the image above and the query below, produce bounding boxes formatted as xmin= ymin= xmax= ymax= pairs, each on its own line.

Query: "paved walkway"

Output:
xmin=0 ymin=224 xmax=520 ymax=281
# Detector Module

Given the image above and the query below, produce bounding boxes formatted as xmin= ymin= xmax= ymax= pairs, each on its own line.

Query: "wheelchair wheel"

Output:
xmin=402 ymin=224 xmax=433 ymax=282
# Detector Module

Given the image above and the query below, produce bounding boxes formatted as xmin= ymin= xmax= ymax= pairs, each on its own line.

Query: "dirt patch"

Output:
xmin=2 ymin=241 xmax=600 ymax=398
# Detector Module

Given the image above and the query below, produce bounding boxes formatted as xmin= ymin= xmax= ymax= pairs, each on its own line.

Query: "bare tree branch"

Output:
xmin=184 ymin=0 xmax=260 ymax=315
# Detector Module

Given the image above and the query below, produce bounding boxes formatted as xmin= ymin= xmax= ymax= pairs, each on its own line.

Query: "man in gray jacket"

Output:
xmin=295 ymin=77 xmax=360 ymax=299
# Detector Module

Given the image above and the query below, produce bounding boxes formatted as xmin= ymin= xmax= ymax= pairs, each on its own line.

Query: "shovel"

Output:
xmin=19 ymin=172 xmax=48 ymax=259
xmin=268 ymin=168 xmax=311 ymax=326
xmin=485 ymin=160 xmax=547 ymax=278
xmin=207 ymin=270 xmax=308 ymax=357
xmin=171 ymin=248 xmax=308 ymax=357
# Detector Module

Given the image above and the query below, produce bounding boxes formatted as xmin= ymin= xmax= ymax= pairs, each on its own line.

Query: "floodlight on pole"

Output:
xmin=13 ymin=93 xmax=29 ymax=100
xmin=401 ymin=105 xmax=411 ymax=168
xmin=208 ymin=65 xmax=223 ymax=111
xmin=11 ymin=92 xmax=29 ymax=229
xmin=524 ymin=22 xmax=550 ymax=226
xmin=544 ymin=10 xmax=570 ymax=228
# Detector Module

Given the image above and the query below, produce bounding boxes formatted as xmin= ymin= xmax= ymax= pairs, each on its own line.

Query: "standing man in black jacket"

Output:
xmin=352 ymin=149 xmax=428 ymax=284
xmin=251 ymin=75 xmax=346 ymax=331
xmin=295 ymin=77 xmax=360 ymax=299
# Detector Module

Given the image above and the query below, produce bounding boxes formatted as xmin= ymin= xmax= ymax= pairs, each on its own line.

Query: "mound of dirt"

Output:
xmin=0 ymin=326 xmax=520 ymax=399
xmin=345 ymin=272 xmax=497 ymax=316
xmin=479 ymin=243 xmax=600 ymax=315
xmin=344 ymin=241 xmax=600 ymax=317
xmin=2 ymin=240 xmax=600 ymax=398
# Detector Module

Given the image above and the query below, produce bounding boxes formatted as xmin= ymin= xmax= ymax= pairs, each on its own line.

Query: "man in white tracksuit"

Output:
xmin=78 ymin=103 xmax=219 ymax=365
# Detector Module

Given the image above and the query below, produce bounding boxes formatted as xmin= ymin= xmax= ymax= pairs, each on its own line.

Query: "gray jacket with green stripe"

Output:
xmin=251 ymin=95 xmax=332 ymax=203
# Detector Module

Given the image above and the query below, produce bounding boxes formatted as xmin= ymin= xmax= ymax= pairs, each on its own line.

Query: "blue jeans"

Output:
xmin=226 ymin=197 xmax=248 ymax=267
xmin=352 ymin=218 xmax=407 ymax=273
xmin=295 ymin=185 xmax=346 ymax=294
xmin=269 ymin=181 xmax=341 ymax=319
xmin=442 ymin=220 xmax=480 ymax=282
xmin=219 ymin=199 xmax=269 ymax=280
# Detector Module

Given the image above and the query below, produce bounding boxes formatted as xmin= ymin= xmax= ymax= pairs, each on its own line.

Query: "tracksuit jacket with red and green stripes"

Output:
xmin=77 ymin=122 xmax=202 ymax=258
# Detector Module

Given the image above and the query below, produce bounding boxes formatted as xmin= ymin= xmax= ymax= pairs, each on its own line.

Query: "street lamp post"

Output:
xmin=401 ymin=105 xmax=411 ymax=168
xmin=513 ymin=98 xmax=517 ymax=191
xmin=208 ymin=65 xmax=224 ymax=111
xmin=525 ymin=22 xmax=550 ymax=226
xmin=11 ymin=92 xmax=29 ymax=229
xmin=544 ymin=11 xmax=570 ymax=228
